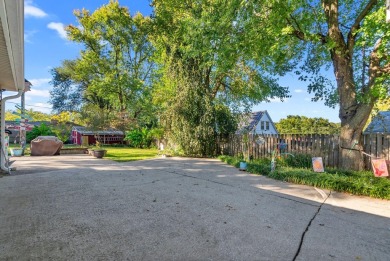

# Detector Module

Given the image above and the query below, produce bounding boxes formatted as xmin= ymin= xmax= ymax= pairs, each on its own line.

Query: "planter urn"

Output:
xmin=92 ymin=149 xmax=106 ymax=158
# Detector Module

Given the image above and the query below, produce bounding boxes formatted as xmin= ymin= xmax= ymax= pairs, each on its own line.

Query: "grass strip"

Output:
xmin=219 ymin=155 xmax=390 ymax=200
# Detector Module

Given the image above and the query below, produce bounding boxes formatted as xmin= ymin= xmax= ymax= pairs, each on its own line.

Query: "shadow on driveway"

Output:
xmin=1 ymin=156 xmax=389 ymax=260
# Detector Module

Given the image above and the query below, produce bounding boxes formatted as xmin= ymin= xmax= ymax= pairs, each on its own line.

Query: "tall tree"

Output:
xmin=241 ymin=0 xmax=389 ymax=170
xmin=151 ymin=0 xmax=289 ymax=156
xmin=50 ymin=0 xmax=156 ymax=130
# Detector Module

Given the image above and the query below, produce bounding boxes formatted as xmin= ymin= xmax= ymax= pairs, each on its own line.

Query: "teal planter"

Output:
xmin=10 ymin=148 xmax=23 ymax=157
xmin=239 ymin=161 xmax=247 ymax=171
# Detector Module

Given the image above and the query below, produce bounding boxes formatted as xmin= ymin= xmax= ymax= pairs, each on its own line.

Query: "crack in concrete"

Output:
xmin=292 ymin=190 xmax=332 ymax=261
xmin=160 ymin=168 xmax=321 ymax=208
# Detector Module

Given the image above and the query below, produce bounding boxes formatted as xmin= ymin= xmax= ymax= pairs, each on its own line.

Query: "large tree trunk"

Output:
xmin=333 ymin=56 xmax=373 ymax=170
xmin=339 ymin=121 xmax=366 ymax=171
xmin=323 ymin=0 xmax=377 ymax=171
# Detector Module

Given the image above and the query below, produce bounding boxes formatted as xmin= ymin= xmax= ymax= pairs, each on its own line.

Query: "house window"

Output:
xmin=261 ymin=121 xmax=270 ymax=131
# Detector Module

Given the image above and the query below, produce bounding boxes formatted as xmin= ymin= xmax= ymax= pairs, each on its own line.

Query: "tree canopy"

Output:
xmin=50 ymin=0 xmax=156 ymax=130
xmin=5 ymin=108 xmax=52 ymax=122
xmin=275 ymin=115 xmax=340 ymax=134
xmin=151 ymin=0 xmax=290 ymax=156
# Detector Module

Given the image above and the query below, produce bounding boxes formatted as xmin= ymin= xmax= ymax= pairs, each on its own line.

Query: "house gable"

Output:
xmin=238 ymin=110 xmax=278 ymax=135
xmin=252 ymin=111 xmax=278 ymax=135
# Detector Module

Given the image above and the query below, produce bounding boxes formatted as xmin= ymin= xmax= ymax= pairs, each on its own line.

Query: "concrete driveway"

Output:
xmin=1 ymin=155 xmax=389 ymax=260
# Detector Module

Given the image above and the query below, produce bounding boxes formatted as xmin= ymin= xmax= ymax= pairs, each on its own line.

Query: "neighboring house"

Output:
xmin=6 ymin=121 xmax=79 ymax=143
xmin=364 ymin=111 xmax=390 ymax=134
xmin=72 ymin=126 xmax=124 ymax=145
xmin=237 ymin=110 xmax=279 ymax=135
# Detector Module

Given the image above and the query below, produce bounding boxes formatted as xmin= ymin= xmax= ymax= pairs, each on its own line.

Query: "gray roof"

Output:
xmin=364 ymin=111 xmax=390 ymax=134
xmin=238 ymin=111 xmax=265 ymax=133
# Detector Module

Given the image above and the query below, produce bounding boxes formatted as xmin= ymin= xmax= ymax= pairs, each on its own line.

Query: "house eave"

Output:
xmin=0 ymin=0 xmax=24 ymax=92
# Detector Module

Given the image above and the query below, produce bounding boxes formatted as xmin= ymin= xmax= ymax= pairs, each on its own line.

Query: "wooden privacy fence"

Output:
xmin=220 ymin=134 xmax=390 ymax=169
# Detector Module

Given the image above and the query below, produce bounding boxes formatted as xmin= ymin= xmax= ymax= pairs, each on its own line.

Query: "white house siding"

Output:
xmin=253 ymin=113 xmax=278 ymax=135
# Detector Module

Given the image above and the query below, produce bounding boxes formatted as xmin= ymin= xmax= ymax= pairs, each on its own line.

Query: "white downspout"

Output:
xmin=1 ymin=90 xmax=23 ymax=172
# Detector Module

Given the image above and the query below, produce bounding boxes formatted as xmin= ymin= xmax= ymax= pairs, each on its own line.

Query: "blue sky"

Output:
xmin=19 ymin=0 xmax=340 ymax=123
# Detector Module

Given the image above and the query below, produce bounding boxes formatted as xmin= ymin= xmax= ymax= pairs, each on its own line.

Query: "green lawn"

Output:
xmin=103 ymin=147 xmax=159 ymax=162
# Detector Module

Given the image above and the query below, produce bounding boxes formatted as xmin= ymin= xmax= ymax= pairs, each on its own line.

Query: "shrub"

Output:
xmin=278 ymin=153 xmax=312 ymax=169
xmin=125 ymin=129 xmax=148 ymax=148
xmin=52 ymin=123 xmax=72 ymax=143
xmin=125 ymin=127 xmax=163 ymax=148
xmin=26 ymin=123 xmax=55 ymax=142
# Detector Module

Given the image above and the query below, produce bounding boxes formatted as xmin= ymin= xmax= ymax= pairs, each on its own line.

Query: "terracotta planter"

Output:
xmin=92 ymin=149 xmax=106 ymax=158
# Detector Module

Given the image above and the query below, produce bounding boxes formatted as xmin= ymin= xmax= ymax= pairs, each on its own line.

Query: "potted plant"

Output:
xmin=91 ymin=141 xmax=107 ymax=158
xmin=239 ymin=132 xmax=250 ymax=171
xmin=10 ymin=147 xmax=23 ymax=157
xmin=239 ymin=152 xmax=247 ymax=170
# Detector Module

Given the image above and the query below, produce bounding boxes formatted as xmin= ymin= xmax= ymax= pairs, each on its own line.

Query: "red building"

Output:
xmin=72 ymin=126 xmax=124 ymax=145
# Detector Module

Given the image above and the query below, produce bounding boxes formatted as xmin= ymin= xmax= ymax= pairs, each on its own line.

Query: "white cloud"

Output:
xmin=28 ymin=89 xmax=50 ymax=98
xmin=24 ymin=30 xmax=37 ymax=43
xmin=294 ymin=89 xmax=304 ymax=93
xmin=47 ymin=22 xmax=67 ymax=39
xmin=24 ymin=0 xmax=48 ymax=18
xmin=26 ymin=103 xmax=52 ymax=114
xmin=28 ymin=78 xmax=51 ymax=87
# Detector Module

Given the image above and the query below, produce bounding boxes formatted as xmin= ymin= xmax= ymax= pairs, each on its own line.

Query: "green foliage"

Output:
xmin=247 ymin=158 xmax=272 ymax=176
xmin=276 ymin=115 xmax=340 ymax=134
xmin=26 ymin=123 xmax=55 ymax=142
xmin=52 ymin=124 xmax=72 ymax=143
xmin=49 ymin=60 xmax=85 ymax=112
xmin=219 ymin=156 xmax=390 ymax=199
xmin=5 ymin=110 xmax=19 ymax=121
xmin=125 ymin=129 xmax=147 ymax=148
xmin=6 ymin=108 xmax=52 ymax=122
xmin=151 ymin=0 xmax=289 ymax=156
xmin=124 ymin=127 xmax=162 ymax=148
xmin=24 ymin=109 xmax=52 ymax=121
xmin=50 ymin=0 xmax=157 ymax=130
xmin=276 ymin=153 xmax=312 ymax=169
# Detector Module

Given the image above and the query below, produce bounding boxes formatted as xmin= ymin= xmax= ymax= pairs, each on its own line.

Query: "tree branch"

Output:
xmin=366 ymin=38 xmax=382 ymax=95
xmin=351 ymin=0 xmax=378 ymax=32
xmin=286 ymin=18 xmax=327 ymax=44
xmin=347 ymin=0 xmax=378 ymax=53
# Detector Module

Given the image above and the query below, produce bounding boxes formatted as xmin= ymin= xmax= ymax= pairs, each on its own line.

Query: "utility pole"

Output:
xmin=21 ymin=80 xmax=32 ymax=153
